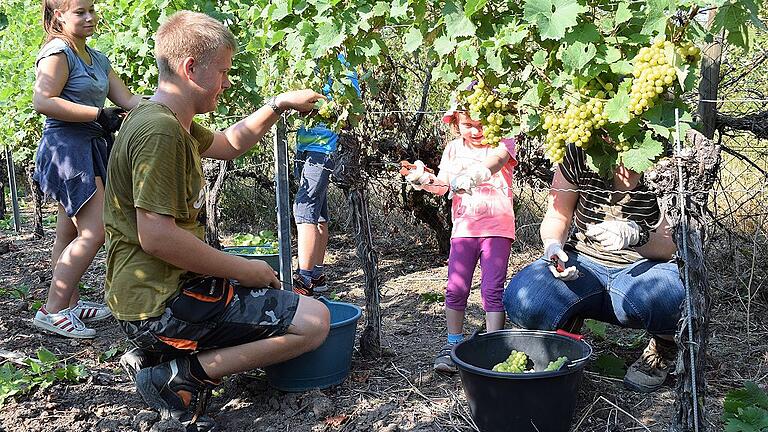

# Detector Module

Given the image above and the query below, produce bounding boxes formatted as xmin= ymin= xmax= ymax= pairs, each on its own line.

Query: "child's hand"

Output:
xmin=450 ymin=166 xmax=491 ymax=195
xmin=400 ymin=160 xmax=435 ymax=190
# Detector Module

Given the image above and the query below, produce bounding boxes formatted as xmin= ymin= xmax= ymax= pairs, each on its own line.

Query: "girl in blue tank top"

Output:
xmin=32 ymin=0 xmax=142 ymax=339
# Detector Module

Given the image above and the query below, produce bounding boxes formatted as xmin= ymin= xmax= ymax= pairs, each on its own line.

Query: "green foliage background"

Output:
xmin=0 ymin=0 xmax=763 ymax=176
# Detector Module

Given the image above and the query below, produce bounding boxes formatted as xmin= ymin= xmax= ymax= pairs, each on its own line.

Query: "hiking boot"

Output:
xmin=292 ymin=272 xmax=313 ymax=296
xmin=311 ymin=274 xmax=328 ymax=293
xmin=135 ymin=356 xmax=217 ymax=431
xmin=120 ymin=347 xmax=167 ymax=384
xmin=624 ymin=336 xmax=676 ymax=393
xmin=72 ymin=300 xmax=112 ymax=323
xmin=433 ymin=343 xmax=458 ymax=374
xmin=32 ymin=306 xmax=96 ymax=339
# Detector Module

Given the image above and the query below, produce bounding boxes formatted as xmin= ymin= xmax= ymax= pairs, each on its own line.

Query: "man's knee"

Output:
xmin=292 ymin=296 xmax=330 ymax=350
xmin=503 ymin=262 xmax=562 ymax=330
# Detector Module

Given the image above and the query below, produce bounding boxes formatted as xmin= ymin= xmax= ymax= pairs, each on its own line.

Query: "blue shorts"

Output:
xmin=293 ymin=150 xmax=334 ymax=224
xmin=503 ymin=251 xmax=685 ymax=336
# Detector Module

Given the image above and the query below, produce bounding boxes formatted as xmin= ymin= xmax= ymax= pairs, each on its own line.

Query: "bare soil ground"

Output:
xmin=1 ymin=203 xmax=766 ymax=432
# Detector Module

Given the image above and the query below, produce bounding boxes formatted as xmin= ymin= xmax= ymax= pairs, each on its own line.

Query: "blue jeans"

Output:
xmin=503 ymin=251 xmax=684 ymax=336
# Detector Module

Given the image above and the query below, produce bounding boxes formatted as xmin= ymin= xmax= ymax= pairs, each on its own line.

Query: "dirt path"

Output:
xmin=1 ymin=206 xmax=765 ymax=431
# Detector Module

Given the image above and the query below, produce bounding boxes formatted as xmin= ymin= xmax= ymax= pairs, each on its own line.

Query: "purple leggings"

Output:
xmin=446 ymin=237 xmax=513 ymax=313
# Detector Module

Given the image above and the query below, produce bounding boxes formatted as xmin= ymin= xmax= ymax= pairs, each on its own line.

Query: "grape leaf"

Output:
xmin=390 ymin=0 xmax=408 ymax=19
xmin=309 ymin=22 xmax=347 ymax=58
xmin=532 ymin=50 xmax=548 ymax=68
xmin=464 ymin=0 xmax=489 ymax=17
xmin=585 ymin=144 xmax=618 ymax=177
xmin=724 ymin=381 xmax=768 ymax=415
xmin=604 ymin=86 xmax=631 ymax=124
xmin=443 ymin=0 xmax=477 ymax=38
xmin=485 ymin=48 xmax=504 ymax=75
xmin=621 ymin=132 xmax=663 ymax=173
xmin=434 ymin=35 xmax=454 ymax=56
xmin=456 ymin=42 xmax=479 ymax=66
xmin=403 ymin=27 xmax=423 ymax=53
xmin=584 ymin=319 xmax=607 ymax=338
xmin=614 ymin=1 xmax=633 ymax=27
xmin=561 ymin=41 xmax=597 ymax=73
xmin=641 ymin=0 xmax=672 ymax=36
xmin=522 ymin=0 xmax=586 ymax=40
xmin=593 ymin=353 xmax=625 ymax=378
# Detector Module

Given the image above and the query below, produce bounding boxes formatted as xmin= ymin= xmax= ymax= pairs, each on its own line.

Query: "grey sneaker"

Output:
xmin=624 ymin=337 xmax=676 ymax=393
xmin=135 ymin=356 xmax=217 ymax=431
xmin=433 ymin=344 xmax=458 ymax=374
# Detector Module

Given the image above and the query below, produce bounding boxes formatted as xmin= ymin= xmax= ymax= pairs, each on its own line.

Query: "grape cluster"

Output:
xmin=459 ymin=79 xmax=514 ymax=147
xmin=314 ymin=99 xmax=347 ymax=130
xmin=676 ymin=40 xmax=702 ymax=64
xmin=541 ymin=96 xmax=607 ymax=164
xmin=628 ymin=40 xmax=677 ymax=117
xmin=492 ymin=350 xmax=528 ymax=373
xmin=544 ymin=356 xmax=569 ymax=371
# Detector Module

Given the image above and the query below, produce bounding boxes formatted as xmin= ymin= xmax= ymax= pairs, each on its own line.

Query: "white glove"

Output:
xmin=404 ymin=160 xmax=434 ymax=190
xmin=543 ymin=239 xmax=579 ymax=281
xmin=450 ymin=166 xmax=491 ymax=195
xmin=584 ymin=220 xmax=640 ymax=251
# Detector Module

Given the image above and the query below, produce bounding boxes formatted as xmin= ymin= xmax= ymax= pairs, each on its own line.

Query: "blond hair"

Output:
xmin=155 ymin=11 xmax=237 ymax=80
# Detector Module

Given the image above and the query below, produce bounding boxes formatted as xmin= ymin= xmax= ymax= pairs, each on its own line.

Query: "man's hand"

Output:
xmin=276 ymin=90 xmax=326 ymax=114
xmin=96 ymin=107 xmax=127 ymax=133
xmin=543 ymin=239 xmax=579 ymax=281
xmin=237 ymin=259 xmax=281 ymax=289
xmin=404 ymin=160 xmax=435 ymax=190
xmin=584 ymin=220 xmax=640 ymax=251
xmin=450 ymin=165 xmax=491 ymax=195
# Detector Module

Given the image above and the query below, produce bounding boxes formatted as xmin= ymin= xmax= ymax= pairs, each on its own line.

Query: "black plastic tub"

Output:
xmin=451 ymin=329 xmax=592 ymax=432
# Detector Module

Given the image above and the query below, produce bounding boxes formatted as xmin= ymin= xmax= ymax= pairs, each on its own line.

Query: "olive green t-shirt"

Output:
xmin=104 ymin=101 xmax=214 ymax=321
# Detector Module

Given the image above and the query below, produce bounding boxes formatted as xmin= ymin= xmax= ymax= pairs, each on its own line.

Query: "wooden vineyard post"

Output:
xmin=5 ymin=146 xmax=21 ymax=232
xmin=334 ymin=133 xmax=382 ymax=357
xmin=25 ymin=163 xmax=43 ymax=238
xmin=649 ymin=129 xmax=718 ymax=432
xmin=204 ymin=159 xmax=227 ymax=250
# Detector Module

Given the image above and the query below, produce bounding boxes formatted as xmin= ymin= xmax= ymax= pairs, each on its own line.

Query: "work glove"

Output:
xmin=96 ymin=107 xmax=127 ymax=133
xmin=404 ymin=160 xmax=434 ymax=190
xmin=450 ymin=165 xmax=492 ymax=195
xmin=584 ymin=220 xmax=640 ymax=251
xmin=543 ymin=239 xmax=579 ymax=281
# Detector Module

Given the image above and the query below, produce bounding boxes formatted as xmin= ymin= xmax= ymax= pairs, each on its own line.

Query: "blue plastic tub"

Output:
xmin=264 ymin=297 xmax=362 ymax=392
xmin=222 ymin=246 xmax=280 ymax=272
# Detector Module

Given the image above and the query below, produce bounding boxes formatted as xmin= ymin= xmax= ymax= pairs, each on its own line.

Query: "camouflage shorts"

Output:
xmin=118 ymin=277 xmax=299 ymax=356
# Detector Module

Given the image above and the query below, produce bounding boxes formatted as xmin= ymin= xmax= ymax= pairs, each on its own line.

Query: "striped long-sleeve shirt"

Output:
xmin=560 ymin=144 xmax=661 ymax=267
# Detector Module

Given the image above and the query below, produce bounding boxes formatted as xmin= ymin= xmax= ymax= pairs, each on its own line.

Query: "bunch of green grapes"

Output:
xmin=544 ymin=356 xmax=569 ymax=371
xmin=541 ymin=96 xmax=607 ymax=164
xmin=492 ymin=350 xmax=529 ymax=373
xmin=628 ymin=40 xmax=676 ymax=117
xmin=313 ymin=98 xmax=347 ymax=131
xmin=676 ymin=40 xmax=702 ymax=64
xmin=458 ymin=79 xmax=514 ymax=147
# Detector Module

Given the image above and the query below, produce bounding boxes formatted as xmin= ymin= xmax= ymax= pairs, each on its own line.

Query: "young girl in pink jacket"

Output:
xmin=404 ymin=109 xmax=518 ymax=373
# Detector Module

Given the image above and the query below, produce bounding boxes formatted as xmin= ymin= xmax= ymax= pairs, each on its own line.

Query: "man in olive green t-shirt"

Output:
xmin=104 ymin=11 xmax=330 ymax=430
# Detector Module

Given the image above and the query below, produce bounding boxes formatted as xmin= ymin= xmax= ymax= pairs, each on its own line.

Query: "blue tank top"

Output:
xmin=36 ymin=38 xmax=111 ymax=128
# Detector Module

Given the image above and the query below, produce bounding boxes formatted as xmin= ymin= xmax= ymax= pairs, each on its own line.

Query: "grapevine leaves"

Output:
xmin=561 ymin=41 xmax=597 ymax=74
xmin=604 ymin=83 xmax=632 ymax=124
xmin=443 ymin=0 xmax=476 ymax=38
xmin=403 ymin=27 xmax=423 ymax=53
xmin=523 ymin=0 xmax=586 ymax=40
xmin=621 ymin=132 xmax=664 ymax=173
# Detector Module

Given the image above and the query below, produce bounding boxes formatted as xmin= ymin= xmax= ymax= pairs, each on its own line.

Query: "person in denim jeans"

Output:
xmin=292 ymin=55 xmax=360 ymax=295
xmin=503 ymin=143 xmax=684 ymax=393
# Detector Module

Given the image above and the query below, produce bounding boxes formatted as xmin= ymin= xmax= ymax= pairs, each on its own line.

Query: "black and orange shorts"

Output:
xmin=118 ymin=276 xmax=300 ymax=357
